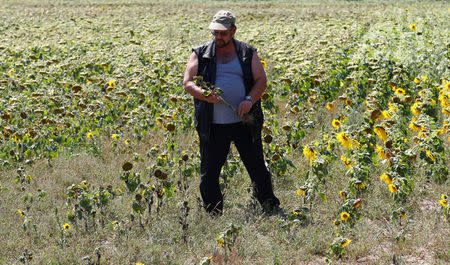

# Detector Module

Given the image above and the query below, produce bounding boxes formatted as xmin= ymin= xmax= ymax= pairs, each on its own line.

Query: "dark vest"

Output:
xmin=192 ymin=38 xmax=264 ymax=142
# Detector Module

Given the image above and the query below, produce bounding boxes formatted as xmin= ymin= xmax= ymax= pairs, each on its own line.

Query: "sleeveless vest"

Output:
xmin=192 ymin=38 xmax=264 ymax=142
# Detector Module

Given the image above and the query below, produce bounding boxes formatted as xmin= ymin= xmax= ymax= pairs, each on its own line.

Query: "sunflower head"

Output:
xmin=260 ymin=60 xmax=266 ymax=69
xmin=340 ymin=211 xmax=350 ymax=222
xmin=332 ymin=119 xmax=341 ymax=128
xmin=389 ymin=184 xmax=398 ymax=193
xmin=339 ymin=190 xmax=346 ymax=200
xmin=297 ymin=189 xmax=306 ymax=197
xmin=326 ymin=102 xmax=335 ymax=111
xmin=109 ymin=80 xmax=116 ymax=88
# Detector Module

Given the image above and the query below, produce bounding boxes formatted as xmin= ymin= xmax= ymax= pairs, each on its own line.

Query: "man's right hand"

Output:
xmin=203 ymin=91 xmax=220 ymax=103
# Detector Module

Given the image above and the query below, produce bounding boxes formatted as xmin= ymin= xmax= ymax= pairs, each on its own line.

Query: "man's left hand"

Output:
xmin=238 ymin=100 xmax=252 ymax=116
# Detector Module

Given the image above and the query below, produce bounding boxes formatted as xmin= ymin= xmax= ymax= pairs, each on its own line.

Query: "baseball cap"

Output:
xmin=208 ymin=10 xmax=236 ymax=30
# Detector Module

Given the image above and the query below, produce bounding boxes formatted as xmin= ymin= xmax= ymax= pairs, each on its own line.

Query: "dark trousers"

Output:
xmin=199 ymin=122 xmax=280 ymax=214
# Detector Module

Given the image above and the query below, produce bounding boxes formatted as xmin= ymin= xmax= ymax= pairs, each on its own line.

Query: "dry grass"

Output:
xmin=1 ymin=113 xmax=447 ymax=264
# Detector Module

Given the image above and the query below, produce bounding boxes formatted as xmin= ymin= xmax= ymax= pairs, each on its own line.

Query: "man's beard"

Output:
xmin=215 ymin=39 xmax=232 ymax=48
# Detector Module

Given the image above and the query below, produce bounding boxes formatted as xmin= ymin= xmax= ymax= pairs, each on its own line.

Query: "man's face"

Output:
xmin=211 ymin=27 xmax=235 ymax=48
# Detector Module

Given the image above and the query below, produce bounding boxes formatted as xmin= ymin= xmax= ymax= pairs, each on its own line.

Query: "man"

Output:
xmin=183 ymin=10 xmax=280 ymax=216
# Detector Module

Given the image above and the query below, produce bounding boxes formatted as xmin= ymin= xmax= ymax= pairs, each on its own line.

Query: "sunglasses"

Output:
xmin=211 ymin=30 xmax=231 ymax=37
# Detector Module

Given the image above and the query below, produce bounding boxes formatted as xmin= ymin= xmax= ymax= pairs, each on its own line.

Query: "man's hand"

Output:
xmin=204 ymin=91 xmax=221 ymax=103
xmin=238 ymin=100 xmax=252 ymax=116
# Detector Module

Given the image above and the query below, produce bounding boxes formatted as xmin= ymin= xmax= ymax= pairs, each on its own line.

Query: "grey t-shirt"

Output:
xmin=213 ymin=56 xmax=246 ymax=124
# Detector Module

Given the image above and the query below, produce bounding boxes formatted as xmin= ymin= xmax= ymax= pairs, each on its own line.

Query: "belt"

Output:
xmin=211 ymin=122 xmax=243 ymax=128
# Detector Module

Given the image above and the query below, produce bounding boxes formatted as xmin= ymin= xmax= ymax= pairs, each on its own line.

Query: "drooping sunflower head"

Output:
xmin=374 ymin=126 xmax=388 ymax=141
xmin=336 ymin=132 xmax=353 ymax=149
xmin=389 ymin=184 xmax=398 ymax=193
xmin=326 ymin=102 xmax=335 ymax=111
xmin=341 ymin=238 xmax=351 ymax=248
xmin=339 ymin=190 xmax=346 ymax=200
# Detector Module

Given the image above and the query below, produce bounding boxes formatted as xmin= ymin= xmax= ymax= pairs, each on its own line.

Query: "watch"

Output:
xmin=244 ymin=95 xmax=254 ymax=104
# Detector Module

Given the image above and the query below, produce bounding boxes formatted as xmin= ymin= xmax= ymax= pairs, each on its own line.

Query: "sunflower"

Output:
xmin=340 ymin=211 xmax=350 ymax=222
xmin=336 ymin=132 xmax=353 ymax=149
xmin=166 ymin=123 xmax=176 ymax=133
xmin=422 ymin=76 xmax=428 ymax=82
xmin=18 ymin=209 xmax=24 ymax=218
xmin=260 ymin=60 xmax=266 ymax=69
xmin=376 ymin=145 xmax=387 ymax=160
xmin=395 ymin=88 xmax=405 ymax=95
xmin=439 ymin=94 xmax=449 ymax=108
xmin=414 ymin=78 xmax=420 ymax=84
xmin=353 ymin=199 xmax=363 ymax=208
xmin=303 ymin=146 xmax=317 ymax=162
xmin=80 ymin=180 xmax=88 ymax=188
xmin=353 ymin=139 xmax=361 ymax=149
xmin=388 ymin=103 xmax=399 ymax=113
xmin=341 ymin=239 xmax=351 ymax=248
xmin=426 ymin=150 xmax=436 ymax=162
xmin=282 ymin=125 xmax=292 ymax=131
xmin=354 ymin=182 xmax=365 ymax=190
xmin=374 ymin=126 xmax=388 ymax=141
xmin=109 ymin=80 xmax=116 ymax=88
xmin=410 ymin=24 xmax=416 ymax=31
xmin=341 ymin=155 xmax=353 ymax=169
xmin=63 ymin=223 xmax=70 ymax=231
xmin=389 ymin=184 xmax=398 ymax=193
xmin=382 ymin=111 xmax=392 ymax=119
xmin=411 ymin=102 xmax=421 ymax=116
xmin=439 ymin=199 xmax=447 ymax=207
xmin=87 ymin=132 xmax=93 ymax=139
xmin=292 ymin=209 xmax=302 ymax=216
xmin=339 ymin=190 xmax=346 ymax=200
xmin=380 ymin=173 xmax=392 ymax=184
xmin=434 ymin=129 xmax=444 ymax=136
xmin=409 ymin=121 xmax=422 ymax=131
xmin=332 ymin=119 xmax=341 ymax=128
xmin=445 ymin=82 xmax=450 ymax=91
xmin=326 ymin=102 xmax=335 ymax=111
xmin=297 ymin=189 xmax=306 ymax=197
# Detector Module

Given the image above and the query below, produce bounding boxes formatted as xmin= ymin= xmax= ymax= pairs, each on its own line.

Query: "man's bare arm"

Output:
xmin=248 ymin=52 xmax=267 ymax=102
xmin=183 ymin=52 xmax=219 ymax=103
xmin=237 ymin=52 xmax=267 ymax=116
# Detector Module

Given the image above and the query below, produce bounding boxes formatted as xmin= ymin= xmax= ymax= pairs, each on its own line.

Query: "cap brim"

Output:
xmin=208 ymin=22 xmax=230 ymax=31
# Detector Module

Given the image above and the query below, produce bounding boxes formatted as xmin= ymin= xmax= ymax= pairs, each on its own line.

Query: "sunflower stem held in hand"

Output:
xmin=195 ymin=76 xmax=236 ymax=113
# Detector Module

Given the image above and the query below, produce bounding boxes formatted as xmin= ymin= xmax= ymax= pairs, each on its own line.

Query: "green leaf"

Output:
xmin=285 ymin=159 xmax=295 ymax=168
xmin=318 ymin=192 xmax=327 ymax=202
xmin=202 ymin=90 xmax=211 ymax=97
xmin=165 ymin=183 xmax=174 ymax=199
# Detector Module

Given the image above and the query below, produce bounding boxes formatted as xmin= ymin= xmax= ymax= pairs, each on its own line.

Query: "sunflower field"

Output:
xmin=0 ymin=0 xmax=448 ymax=264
